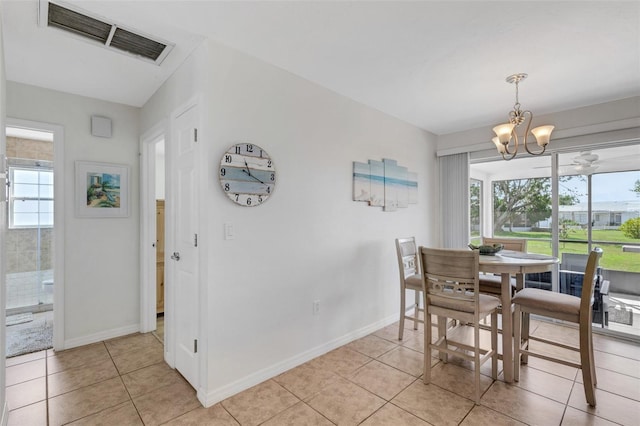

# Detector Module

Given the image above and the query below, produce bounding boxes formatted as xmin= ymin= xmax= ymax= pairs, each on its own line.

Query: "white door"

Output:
xmin=171 ymin=105 xmax=199 ymax=388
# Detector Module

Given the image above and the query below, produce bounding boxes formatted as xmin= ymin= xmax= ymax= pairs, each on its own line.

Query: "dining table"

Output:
xmin=478 ymin=250 xmax=559 ymax=383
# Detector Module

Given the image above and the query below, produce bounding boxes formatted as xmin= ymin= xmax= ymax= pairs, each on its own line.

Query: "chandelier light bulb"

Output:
xmin=492 ymin=137 xmax=506 ymax=153
xmin=491 ymin=73 xmax=553 ymax=160
xmin=531 ymin=125 xmax=554 ymax=147
xmin=493 ymin=123 xmax=515 ymax=144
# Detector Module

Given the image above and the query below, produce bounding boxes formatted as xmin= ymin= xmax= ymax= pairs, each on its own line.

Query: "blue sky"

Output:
xmin=561 ymin=171 xmax=640 ymax=203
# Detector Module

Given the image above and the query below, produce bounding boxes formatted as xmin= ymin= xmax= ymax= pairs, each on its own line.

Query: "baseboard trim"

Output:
xmin=63 ymin=324 xmax=140 ymax=350
xmin=200 ymin=314 xmax=398 ymax=407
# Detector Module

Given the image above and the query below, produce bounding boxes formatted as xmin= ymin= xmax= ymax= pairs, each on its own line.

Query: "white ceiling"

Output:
xmin=2 ymin=1 xmax=639 ymax=135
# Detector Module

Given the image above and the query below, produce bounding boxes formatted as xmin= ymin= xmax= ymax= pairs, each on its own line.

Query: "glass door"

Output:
xmin=5 ymin=127 xmax=55 ymax=358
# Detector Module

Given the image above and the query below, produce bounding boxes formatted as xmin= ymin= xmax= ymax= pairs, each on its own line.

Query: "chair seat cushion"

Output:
xmin=479 ymin=274 xmax=516 ymax=287
xmin=479 ymin=274 xmax=516 ymax=295
xmin=405 ymin=274 xmax=423 ymax=291
xmin=430 ymin=293 xmax=500 ymax=315
xmin=512 ymin=288 xmax=580 ymax=317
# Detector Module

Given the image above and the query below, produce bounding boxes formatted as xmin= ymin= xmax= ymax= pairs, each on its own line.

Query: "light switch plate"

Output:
xmin=224 ymin=223 xmax=234 ymax=240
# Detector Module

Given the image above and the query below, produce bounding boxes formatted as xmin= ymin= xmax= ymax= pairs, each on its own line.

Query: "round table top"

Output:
xmin=478 ymin=250 xmax=559 ymax=266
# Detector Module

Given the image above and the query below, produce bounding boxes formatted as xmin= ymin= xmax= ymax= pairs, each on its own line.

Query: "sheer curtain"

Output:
xmin=439 ymin=152 xmax=469 ymax=248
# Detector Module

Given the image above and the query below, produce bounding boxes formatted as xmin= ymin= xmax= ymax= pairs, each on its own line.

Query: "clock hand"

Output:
xmin=244 ymin=160 xmax=252 ymax=176
xmin=241 ymin=168 xmax=266 ymax=185
xmin=248 ymin=173 xmax=266 ymax=185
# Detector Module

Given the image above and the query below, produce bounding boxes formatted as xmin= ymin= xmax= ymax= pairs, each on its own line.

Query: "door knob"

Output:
xmin=171 ymin=252 xmax=181 ymax=261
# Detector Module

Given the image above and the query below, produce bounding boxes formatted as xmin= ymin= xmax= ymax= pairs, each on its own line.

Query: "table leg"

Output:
xmin=501 ymin=272 xmax=514 ymax=383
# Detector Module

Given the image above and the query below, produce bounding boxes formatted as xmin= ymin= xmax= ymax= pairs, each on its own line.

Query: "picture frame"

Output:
xmin=75 ymin=161 xmax=129 ymax=218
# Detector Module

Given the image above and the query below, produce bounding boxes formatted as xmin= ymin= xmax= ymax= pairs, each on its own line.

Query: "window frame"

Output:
xmin=8 ymin=165 xmax=54 ymax=229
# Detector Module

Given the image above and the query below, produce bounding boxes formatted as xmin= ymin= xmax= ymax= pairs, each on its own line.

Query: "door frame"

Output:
xmin=139 ymin=96 xmax=207 ymax=402
xmin=167 ymin=96 xmax=205 ymax=388
xmin=139 ymin=120 xmax=166 ymax=334
xmin=6 ymin=117 xmax=65 ymax=350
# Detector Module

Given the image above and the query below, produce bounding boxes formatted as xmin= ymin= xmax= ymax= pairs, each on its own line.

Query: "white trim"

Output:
xmin=139 ymin=120 xmax=166 ymax=333
xmin=63 ymin=323 xmax=139 ymax=350
xmin=200 ymin=314 xmax=398 ymax=407
xmin=6 ymin=118 xmax=65 ymax=351
xmin=0 ymin=400 xmax=7 ymax=426
xmin=437 ymin=120 xmax=640 ymax=158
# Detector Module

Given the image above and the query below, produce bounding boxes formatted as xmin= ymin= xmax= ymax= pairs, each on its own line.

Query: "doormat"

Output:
xmin=6 ymin=318 xmax=53 ymax=358
xmin=6 ymin=313 xmax=34 ymax=326
xmin=609 ymin=305 xmax=633 ymax=326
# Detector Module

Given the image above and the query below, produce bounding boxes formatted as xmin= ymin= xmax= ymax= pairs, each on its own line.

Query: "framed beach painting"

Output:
xmin=75 ymin=161 xmax=129 ymax=218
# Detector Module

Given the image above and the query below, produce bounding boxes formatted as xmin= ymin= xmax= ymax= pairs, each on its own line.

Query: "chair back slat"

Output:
xmin=396 ymin=237 xmax=418 ymax=279
xmin=420 ymin=248 xmax=479 ymax=303
xmin=482 ymin=237 xmax=527 ymax=252
xmin=580 ymin=248 xmax=603 ymax=317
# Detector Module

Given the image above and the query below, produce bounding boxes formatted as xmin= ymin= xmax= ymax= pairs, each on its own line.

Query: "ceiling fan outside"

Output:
xmin=572 ymin=151 xmax=600 ymax=165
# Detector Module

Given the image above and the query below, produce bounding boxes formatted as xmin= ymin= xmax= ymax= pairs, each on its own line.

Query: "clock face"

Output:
xmin=219 ymin=143 xmax=276 ymax=206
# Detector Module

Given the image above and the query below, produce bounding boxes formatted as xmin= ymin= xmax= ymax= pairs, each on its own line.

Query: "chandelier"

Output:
xmin=492 ymin=73 xmax=554 ymax=160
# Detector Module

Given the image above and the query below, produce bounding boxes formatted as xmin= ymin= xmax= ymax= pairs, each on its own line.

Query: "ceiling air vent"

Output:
xmin=40 ymin=1 xmax=172 ymax=65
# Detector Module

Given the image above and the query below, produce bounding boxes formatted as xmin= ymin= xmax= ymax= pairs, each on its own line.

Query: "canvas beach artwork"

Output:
xmin=76 ymin=161 xmax=130 ymax=217
xmin=352 ymin=158 xmax=417 ymax=211
xmin=353 ymin=161 xmax=371 ymax=202
xmin=408 ymin=172 xmax=418 ymax=204
xmin=368 ymin=160 xmax=385 ymax=207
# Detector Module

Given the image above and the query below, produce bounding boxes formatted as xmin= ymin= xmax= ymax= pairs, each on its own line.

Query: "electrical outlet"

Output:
xmin=313 ymin=300 xmax=320 ymax=315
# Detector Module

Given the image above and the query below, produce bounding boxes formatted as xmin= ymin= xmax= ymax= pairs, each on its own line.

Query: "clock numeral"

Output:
xmin=246 ymin=197 xmax=252 ymax=206
xmin=246 ymin=144 xmax=254 ymax=153
xmin=224 ymin=183 xmax=230 ymax=192
xmin=270 ymin=173 xmax=275 ymax=181
xmin=235 ymin=146 xmax=241 ymax=154
xmin=220 ymin=168 xmax=226 ymax=177
xmin=258 ymin=195 xmax=263 ymax=203
xmin=260 ymin=149 xmax=263 ymax=158
xmin=224 ymin=154 xmax=232 ymax=163
xmin=235 ymin=194 xmax=240 ymax=202
xmin=266 ymin=186 xmax=271 ymax=194
xmin=267 ymin=160 xmax=272 ymax=168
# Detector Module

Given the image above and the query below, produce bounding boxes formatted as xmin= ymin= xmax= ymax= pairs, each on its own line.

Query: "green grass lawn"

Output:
xmin=473 ymin=230 xmax=640 ymax=273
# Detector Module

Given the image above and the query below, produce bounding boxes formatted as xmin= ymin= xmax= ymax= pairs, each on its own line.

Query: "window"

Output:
xmin=9 ymin=166 xmax=54 ymax=228
xmin=470 ymin=179 xmax=482 ymax=245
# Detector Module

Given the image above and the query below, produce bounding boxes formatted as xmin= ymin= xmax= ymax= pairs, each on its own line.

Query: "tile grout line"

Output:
xmin=103 ymin=340 xmax=146 ymax=425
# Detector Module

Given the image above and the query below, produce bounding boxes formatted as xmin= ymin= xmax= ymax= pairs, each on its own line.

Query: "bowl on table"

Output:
xmin=468 ymin=243 xmax=504 ymax=255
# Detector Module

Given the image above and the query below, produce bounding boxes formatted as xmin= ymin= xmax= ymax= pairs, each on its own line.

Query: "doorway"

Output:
xmin=140 ymin=126 xmax=166 ymax=338
xmin=4 ymin=122 xmax=63 ymax=358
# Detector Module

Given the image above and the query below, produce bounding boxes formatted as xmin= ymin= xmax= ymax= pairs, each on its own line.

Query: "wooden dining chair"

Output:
xmin=419 ymin=247 xmax=500 ymax=404
xmin=395 ymin=237 xmax=424 ymax=340
xmin=513 ymin=247 xmax=603 ymax=406
xmin=478 ymin=237 xmax=527 ymax=296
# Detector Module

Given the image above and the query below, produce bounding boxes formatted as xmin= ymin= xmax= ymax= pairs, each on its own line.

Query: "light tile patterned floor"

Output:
xmin=5 ymin=319 xmax=640 ymax=425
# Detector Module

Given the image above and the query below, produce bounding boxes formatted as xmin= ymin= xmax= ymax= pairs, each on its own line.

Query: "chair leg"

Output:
xmin=491 ymin=311 xmax=498 ymax=380
xmin=424 ymin=308 xmax=432 ymax=384
xmin=580 ymin=322 xmax=597 ymax=406
xmin=521 ymin=311 xmax=530 ymax=365
xmin=399 ymin=286 xmax=406 ymax=340
xmin=438 ymin=316 xmax=448 ymax=363
xmin=413 ymin=290 xmax=420 ymax=330
xmin=589 ymin=323 xmax=597 ymax=387
xmin=513 ymin=306 xmax=522 ymax=382
xmin=474 ymin=321 xmax=481 ymax=404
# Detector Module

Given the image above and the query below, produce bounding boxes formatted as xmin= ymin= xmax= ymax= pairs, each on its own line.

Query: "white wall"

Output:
xmin=155 ymin=142 xmax=165 ymax=199
xmin=6 ymin=82 xmax=141 ymax=346
xmin=142 ymin=39 xmax=439 ymax=403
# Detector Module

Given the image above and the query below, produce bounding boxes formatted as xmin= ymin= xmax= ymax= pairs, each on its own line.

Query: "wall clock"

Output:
xmin=218 ymin=142 xmax=276 ymax=206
